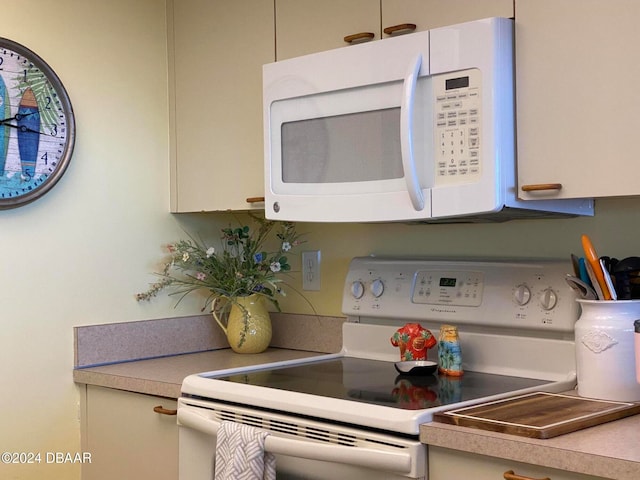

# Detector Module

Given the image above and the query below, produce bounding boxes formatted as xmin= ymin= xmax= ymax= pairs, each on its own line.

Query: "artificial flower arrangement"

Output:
xmin=136 ymin=213 xmax=305 ymax=321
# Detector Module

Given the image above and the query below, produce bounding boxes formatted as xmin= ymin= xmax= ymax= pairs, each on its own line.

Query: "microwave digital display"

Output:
xmin=445 ymin=76 xmax=470 ymax=90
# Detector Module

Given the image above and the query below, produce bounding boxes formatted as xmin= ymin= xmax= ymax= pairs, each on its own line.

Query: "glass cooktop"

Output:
xmin=212 ymin=357 xmax=549 ymax=410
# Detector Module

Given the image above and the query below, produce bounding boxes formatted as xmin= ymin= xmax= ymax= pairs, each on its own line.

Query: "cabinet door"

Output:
xmin=169 ymin=0 xmax=275 ymax=212
xmin=516 ymin=0 xmax=640 ymax=199
xmin=81 ymin=386 xmax=178 ymax=480
xmin=276 ymin=0 xmax=514 ymax=60
xmin=429 ymin=446 xmax=604 ymax=480
xmin=275 ymin=0 xmax=380 ymax=60
xmin=382 ymin=0 xmax=513 ymax=36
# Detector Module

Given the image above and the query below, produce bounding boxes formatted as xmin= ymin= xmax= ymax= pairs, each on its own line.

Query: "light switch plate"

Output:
xmin=302 ymin=250 xmax=321 ymax=291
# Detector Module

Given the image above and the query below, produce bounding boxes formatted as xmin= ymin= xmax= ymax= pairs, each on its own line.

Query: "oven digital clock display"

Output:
xmin=439 ymin=277 xmax=457 ymax=287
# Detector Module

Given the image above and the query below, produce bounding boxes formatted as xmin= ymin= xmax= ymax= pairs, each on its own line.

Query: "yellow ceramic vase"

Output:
xmin=213 ymin=294 xmax=272 ymax=354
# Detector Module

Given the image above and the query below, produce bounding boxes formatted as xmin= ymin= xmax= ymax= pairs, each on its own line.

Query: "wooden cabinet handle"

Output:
xmin=383 ymin=23 xmax=417 ymax=36
xmin=343 ymin=32 xmax=375 ymax=44
xmin=504 ymin=470 xmax=550 ymax=480
xmin=521 ymin=183 xmax=563 ymax=192
xmin=245 ymin=196 xmax=265 ymax=204
xmin=153 ymin=405 xmax=177 ymax=416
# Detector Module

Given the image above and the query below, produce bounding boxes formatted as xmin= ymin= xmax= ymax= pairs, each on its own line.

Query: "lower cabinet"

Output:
xmin=429 ymin=446 xmax=605 ymax=480
xmin=80 ymin=385 xmax=178 ymax=480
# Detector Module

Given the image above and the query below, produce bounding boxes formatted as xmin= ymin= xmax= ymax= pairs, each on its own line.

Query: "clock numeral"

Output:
xmin=44 ymin=96 xmax=52 ymax=110
xmin=41 ymin=152 xmax=48 ymax=165
xmin=50 ymin=124 xmax=57 ymax=136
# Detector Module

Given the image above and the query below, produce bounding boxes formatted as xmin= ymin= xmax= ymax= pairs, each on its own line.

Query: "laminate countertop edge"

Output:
xmin=420 ymin=408 xmax=640 ymax=480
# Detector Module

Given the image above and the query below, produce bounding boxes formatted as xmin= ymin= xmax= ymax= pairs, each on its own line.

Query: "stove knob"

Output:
xmin=513 ymin=284 xmax=531 ymax=306
xmin=539 ymin=287 xmax=558 ymax=310
xmin=370 ymin=279 xmax=385 ymax=298
xmin=350 ymin=281 xmax=365 ymax=299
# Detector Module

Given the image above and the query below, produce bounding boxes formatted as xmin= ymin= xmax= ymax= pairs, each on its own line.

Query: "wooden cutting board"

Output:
xmin=433 ymin=392 xmax=640 ymax=439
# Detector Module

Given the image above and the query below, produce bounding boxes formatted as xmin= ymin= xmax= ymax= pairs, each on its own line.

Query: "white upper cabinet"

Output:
xmin=516 ymin=0 xmax=640 ymax=199
xmin=276 ymin=0 xmax=513 ymax=60
xmin=168 ymin=0 xmax=274 ymax=212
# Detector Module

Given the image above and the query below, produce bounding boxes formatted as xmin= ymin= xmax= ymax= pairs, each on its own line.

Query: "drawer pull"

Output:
xmin=245 ymin=196 xmax=265 ymax=204
xmin=504 ymin=470 xmax=550 ymax=480
xmin=343 ymin=32 xmax=375 ymax=44
xmin=521 ymin=183 xmax=563 ymax=192
xmin=153 ymin=405 xmax=177 ymax=416
xmin=383 ymin=23 xmax=417 ymax=36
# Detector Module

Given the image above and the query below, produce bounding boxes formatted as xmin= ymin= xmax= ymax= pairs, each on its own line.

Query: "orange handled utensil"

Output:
xmin=581 ymin=234 xmax=611 ymax=300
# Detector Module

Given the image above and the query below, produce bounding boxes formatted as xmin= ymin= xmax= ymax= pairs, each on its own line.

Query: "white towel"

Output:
xmin=215 ymin=421 xmax=276 ymax=480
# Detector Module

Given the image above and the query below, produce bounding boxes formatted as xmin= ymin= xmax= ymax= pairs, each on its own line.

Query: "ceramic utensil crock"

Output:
xmin=575 ymin=299 xmax=640 ymax=401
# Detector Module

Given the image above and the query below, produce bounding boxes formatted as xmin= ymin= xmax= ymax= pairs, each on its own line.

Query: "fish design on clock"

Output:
xmin=0 ymin=38 xmax=75 ymax=209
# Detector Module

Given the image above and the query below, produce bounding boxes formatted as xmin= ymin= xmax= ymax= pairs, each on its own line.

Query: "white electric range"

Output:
xmin=178 ymin=257 xmax=579 ymax=479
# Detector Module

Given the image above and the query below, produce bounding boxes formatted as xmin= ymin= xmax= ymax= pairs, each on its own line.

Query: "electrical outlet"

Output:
xmin=302 ymin=250 xmax=321 ymax=291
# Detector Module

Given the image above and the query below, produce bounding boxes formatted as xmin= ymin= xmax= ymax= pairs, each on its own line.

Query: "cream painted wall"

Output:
xmin=0 ymin=2 xmax=214 ymax=479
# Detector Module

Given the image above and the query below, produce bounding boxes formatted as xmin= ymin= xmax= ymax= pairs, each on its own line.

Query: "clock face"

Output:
xmin=0 ymin=38 xmax=75 ymax=209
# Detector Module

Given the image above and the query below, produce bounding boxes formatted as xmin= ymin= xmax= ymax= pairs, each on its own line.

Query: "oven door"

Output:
xmin=178 ymin=398 xmax=427 ymax=480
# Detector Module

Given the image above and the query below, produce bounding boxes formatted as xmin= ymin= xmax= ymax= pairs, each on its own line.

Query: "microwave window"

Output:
xmin=281 ymin=108 xmax=403 ymax=183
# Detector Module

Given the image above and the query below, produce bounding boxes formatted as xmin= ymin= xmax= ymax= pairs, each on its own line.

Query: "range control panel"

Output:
xmin=412 ymin=269 xmax=484 ymax=307
xmin=342 ymin=257 xmax=579 ymax=332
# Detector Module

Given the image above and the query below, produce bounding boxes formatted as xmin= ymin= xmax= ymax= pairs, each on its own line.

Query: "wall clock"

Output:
xmin=0 ymin=38 xmax=75 ymax=209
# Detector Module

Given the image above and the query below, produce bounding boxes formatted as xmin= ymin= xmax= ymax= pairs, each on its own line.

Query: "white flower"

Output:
xmin=206 ymin=247 xmax=215 ymax=258
xmin=270 ymin=262 xmax=281 ymax=272
xmin=282 ymin=241 xmax=291 ymax=252
xmin=182 ymin=252 xmax=189 ymax=262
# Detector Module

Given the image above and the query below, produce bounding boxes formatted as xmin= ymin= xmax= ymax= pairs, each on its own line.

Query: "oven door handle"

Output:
xmin=178 ymin=406 xmax=413 ymax=474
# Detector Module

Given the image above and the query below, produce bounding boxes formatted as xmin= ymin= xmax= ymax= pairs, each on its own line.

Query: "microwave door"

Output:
xmin=264 ymin=31 xmax=434 ymax=222
xmin=267 ymin=82 xmax=434 ymax=223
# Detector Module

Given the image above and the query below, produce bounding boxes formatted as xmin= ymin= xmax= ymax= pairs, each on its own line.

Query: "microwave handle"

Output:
xmin=401 ymin=53 xmax=425 ymax=211
xmin=178 ymin=405 xmax=413 ymax=474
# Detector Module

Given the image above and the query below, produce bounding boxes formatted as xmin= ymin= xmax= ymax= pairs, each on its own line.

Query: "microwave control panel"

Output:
xmin=434 ymin=68 xmax=481 ymax=185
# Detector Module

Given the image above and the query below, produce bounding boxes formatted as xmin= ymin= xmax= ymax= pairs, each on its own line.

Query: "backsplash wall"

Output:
xmin=223 ymin=197 xmax=640 ymax=317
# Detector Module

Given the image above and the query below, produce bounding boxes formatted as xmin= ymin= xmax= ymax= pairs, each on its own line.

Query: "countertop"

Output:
xmin=73 ymin=312 xmax=345 ymax=398
xmin=420 ymin=404 xmax=640 ymax=479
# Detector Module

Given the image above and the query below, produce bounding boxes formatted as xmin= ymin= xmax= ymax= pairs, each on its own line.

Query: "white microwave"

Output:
xmin=263 ymin=17 xmax=593 ymax=223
